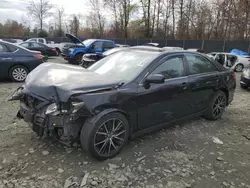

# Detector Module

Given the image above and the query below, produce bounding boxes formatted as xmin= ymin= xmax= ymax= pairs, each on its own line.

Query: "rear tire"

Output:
xmin=9 ymin=65 xmax=29 ymax=82
xmin=56 ymin=48 xmax=60 ymax=56
xmin=80 ymin=112 xmax=129 ymax=160
xmin=204 ymin=91 xmax=227 ymax=120
xmin=235 ymin=64 xmax=244 ymax=72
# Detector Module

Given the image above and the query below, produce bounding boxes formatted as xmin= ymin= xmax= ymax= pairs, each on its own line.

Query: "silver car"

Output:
xmin=207 ymin=52 xmax=250 ymax=72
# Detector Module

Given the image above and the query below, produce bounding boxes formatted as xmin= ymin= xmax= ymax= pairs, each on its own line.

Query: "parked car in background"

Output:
xmin=0 ymin=41 xmax=45 ymax=82
xmin=186 ymin=48 xmax=205 ymax=53
xmin=81 ymin=47 xmax=129 ymax=68
xmin=25 ymin=38 xmax=67 ymax=55
xmin=162 ymin=46 xmax=184 ymax=51
xmin=9 ymin=49 xmax=236 ymax=160
xmin=116 ymin=44 xmax=130 ymax=47
xmin=207 ymin=52 xmax=250 ymax=72
xmin=240 ymin=68 xmax=250 ymax=89
xmin=19 ymin=42 xmax=58 ymax=57
xmin=143 ymin=43 xmax=160 ymax=47
xmin=64 ymin=33 xmax=116 ymax=64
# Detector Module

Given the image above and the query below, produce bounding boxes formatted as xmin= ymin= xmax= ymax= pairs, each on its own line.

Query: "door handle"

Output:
xmin=180 ymin=82 xmax=188 ymax=90
xmin=2 ymin=57 xmax=11 ymax=60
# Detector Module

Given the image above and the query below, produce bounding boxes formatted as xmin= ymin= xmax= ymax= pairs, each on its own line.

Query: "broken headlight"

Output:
xmin=71 ymin=102 xmax=84 ymax=113
xmin=45 ymin=103 xmax=59 ymax=115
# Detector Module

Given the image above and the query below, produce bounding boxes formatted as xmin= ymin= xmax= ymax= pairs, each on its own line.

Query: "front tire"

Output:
xmin=9 ymin=65 xmax=29 ymax=82
xmin=80 ymin=112 xmax=129 ymax=160
xmin=75 ymin=53 xmax=83 ymax=65
xmin=205 ymin=91 xmax=227 ymax=120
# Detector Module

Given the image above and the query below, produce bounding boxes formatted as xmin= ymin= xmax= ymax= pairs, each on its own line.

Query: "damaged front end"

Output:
xmin=8 ymin=87 xmax=91 ymax=145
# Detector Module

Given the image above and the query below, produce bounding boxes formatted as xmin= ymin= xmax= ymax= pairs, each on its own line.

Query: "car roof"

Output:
xmin=85 ymin=39 xmax=114 ymax=42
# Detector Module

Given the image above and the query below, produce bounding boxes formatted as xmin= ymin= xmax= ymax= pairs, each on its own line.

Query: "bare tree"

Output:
xmin=27 ymin=0 xmax=53 ymax=30
xmin=54 ymin=7 xmax=65 ymax=36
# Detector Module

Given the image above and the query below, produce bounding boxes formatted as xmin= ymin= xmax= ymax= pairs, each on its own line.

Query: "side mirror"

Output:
xmin=145 ymin=74 xmax=165 ymax=84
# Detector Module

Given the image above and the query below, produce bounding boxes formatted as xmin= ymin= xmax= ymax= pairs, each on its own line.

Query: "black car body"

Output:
xmin=0 ymin=41 xmax=44 ymax=82
xmin=9 ymin=49 xmax=236 ymax=160
xmin=19 ymin=42 xmax=58 ymax=56
xmin=240 ymin=68 xmax=250 ymax=89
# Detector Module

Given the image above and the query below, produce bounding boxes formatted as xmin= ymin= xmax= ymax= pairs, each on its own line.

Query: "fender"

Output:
xmin=73 ymin=48 xmax=86 ymax=56
xmin=88 ymin=108 xmax=128 ymax=124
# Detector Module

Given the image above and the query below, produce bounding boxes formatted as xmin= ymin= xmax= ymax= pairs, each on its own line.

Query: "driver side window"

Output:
xmin=151 ymin=56 xmax=185 ymax=79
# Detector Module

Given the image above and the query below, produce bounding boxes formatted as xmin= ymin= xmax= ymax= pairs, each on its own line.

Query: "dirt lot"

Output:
xmin=0 ymin=57 xmax=250 ymax=188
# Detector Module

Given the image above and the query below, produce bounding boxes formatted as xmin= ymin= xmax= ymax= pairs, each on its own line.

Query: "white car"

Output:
xmin=207 ymin=52 xmax=250 ymax=72
xmin=162 ymin=46 xmax=184 ymax=51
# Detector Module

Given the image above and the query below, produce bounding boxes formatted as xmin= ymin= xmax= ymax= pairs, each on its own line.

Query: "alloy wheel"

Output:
xmin=94 ymin=118 xmax=126 ymax=157
xmin=212 ymin=95 xmax=226 ymax=118
xmin=235 ymin=64 xmax=243 ymax=72
xmin=12 ymin=68 xmax=27 ymax=81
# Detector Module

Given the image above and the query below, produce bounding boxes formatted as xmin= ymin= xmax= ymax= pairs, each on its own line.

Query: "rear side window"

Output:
xmin=20 ymin=43 xmax=29 ymax=48
xmin=103 ymin=42 xmax=114 ymax=49
xmin=38 ymin=39 xmax=44 ymax=43
xmin=92 ymin=42 xmax=103 ymax=49
xmin=0 ymin=44 xmax=9 ymax=52
xmin=186 ymin=54 xmax=217 ymax=75
xmin=8 ymin=45 xmax=18 ymax=52
xmin=151 ymin=56 xmax=185 ymax=79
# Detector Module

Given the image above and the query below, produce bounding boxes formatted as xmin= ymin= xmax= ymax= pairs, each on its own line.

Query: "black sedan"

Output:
xmin=240 ymin=68 xmax=250 ymax=89
xmin=9 ymin=49 xmax=236 ymax=160
xmin=19 ymin=42 xmax=58 ymax=56
xmin=0 ymin=41 xmax=45 ymax=82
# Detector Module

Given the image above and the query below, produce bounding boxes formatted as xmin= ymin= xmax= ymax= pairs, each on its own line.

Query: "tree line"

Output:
xmin=1 ymin=0 xmax=250 ymax=40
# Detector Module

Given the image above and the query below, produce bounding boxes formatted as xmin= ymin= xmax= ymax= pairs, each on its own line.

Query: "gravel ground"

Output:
xmin=0 ymin=57 xmax=250 ymax=188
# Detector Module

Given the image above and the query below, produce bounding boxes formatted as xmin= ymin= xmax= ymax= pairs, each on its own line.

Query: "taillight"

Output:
xmin=32 ymin=54 xmax=44 ymax=60
xmin=52 ymin=48 xmax=56 ymax=51
xmin=232 ymin=72 xmax=236 ymax=81
xmin=248 ymin=59 xmax=250 ymax=62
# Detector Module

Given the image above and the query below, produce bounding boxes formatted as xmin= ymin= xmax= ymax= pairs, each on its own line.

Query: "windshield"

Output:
xmin=83 ymin=39 xmax=95 ymax=46
xmin=88 ymin=51 xmax=159 ymax=82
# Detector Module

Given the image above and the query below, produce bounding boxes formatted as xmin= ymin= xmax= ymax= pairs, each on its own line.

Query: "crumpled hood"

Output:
xmin=23 ymin=63 xmax=120 ymax=102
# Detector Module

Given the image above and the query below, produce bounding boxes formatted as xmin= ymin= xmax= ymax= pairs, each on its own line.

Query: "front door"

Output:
xmin=136 ymin=55 xmax=191 ymax=130
xmin=185 ymin=53 xmax=220 ymax=113
xmin=0 ymin=43 xmax=13 ymax=79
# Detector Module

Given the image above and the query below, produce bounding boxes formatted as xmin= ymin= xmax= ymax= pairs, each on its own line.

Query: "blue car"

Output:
xmin=64 ymin=34 xmax=116 ymax=64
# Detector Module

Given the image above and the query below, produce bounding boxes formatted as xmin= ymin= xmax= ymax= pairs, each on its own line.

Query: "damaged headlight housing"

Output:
xmin=71 ymin=101 xmax=84 ymax=113
xmin=45 ymin=103 xmax=59 ymax=115
xmin=45 ymin=101 xmax=84 ymax=116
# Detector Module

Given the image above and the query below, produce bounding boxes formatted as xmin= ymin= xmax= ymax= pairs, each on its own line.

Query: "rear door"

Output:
xmin=89 ymin=41 xmax=103 ymax=53
xmin=185 ymin=53 xmax=220 ymax=113
xmin=103 ymin=42 xmax=114 ymax=51
xmin=0 ymin=43 xmax=14 ymax=79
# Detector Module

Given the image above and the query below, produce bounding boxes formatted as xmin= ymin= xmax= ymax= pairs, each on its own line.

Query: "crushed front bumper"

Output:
xmin=18 ymin=100 xmax=85 ymax=142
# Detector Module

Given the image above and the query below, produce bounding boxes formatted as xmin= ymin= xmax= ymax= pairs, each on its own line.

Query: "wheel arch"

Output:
xmin=55 ymin=47 xmax=61 ymax=52
xmin=8 ymin=64 xmax=29 ymax=74
xmin=219 ymin=87 xmax=229 ymax=105
xmin=89 ymin=108 xmax=131 ymax=134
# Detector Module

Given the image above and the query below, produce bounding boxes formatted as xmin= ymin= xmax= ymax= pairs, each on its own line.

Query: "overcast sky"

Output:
xmin=0 ymin=0 xmax=98 ymax=26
